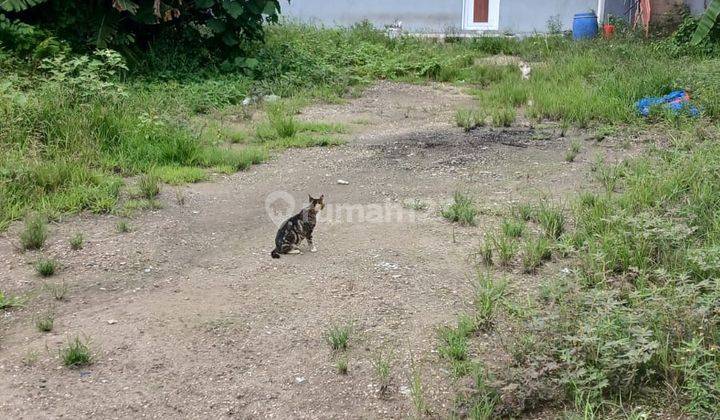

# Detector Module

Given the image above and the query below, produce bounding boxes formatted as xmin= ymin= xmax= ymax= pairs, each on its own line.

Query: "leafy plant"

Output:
xmin=691 ymin=0 xmax=720 ymax=45
xmin=35 ymin=313 xmax=54 ymax=332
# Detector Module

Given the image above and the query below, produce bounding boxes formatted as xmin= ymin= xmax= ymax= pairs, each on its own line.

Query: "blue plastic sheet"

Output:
xmin=635 ymin=90 xmax=699 ymax=117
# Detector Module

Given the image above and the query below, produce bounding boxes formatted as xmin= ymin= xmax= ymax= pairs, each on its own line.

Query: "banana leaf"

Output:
xmin=691 ymin=0 xmax=720 ymax=45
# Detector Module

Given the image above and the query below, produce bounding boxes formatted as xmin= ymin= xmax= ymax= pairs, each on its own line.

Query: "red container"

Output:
xmin=603 ymin=23 xmax=615 ymax=39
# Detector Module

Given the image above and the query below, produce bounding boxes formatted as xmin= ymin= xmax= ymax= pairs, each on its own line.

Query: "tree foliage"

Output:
xmin=691 ymin=0 xmax=720 ymax=45
xmin=0 ymin=0 xmax=281 ymax=53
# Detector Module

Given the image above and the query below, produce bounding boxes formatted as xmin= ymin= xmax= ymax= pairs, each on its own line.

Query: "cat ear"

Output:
xmin=308 ymin=194 xmax=315 ymax=202
xmin=319 ymin=194 xmax=324 ymax=201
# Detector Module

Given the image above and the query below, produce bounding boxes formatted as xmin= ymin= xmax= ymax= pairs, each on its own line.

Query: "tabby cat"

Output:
xmin=271 ymin=194 xmax=325 ymax=259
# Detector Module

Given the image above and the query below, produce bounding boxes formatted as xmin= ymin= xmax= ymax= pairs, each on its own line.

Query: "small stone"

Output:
xmin=294 ymin=376 xmax=306 ymax=384
xmin=337 ymin=179 xmax=350 ymax=185
xmin=399 ymin=385 xmax=411 ymax=396
xmin=107 ymin=319 xmax=118 ymax=325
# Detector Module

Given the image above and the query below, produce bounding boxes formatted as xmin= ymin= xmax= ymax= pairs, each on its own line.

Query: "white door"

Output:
xmin=463 ymin=0 xmax=500 ymax=31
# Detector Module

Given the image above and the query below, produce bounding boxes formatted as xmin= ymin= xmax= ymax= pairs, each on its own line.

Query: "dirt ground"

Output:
xmin=0 ymin=82 xmax=638 ymax=419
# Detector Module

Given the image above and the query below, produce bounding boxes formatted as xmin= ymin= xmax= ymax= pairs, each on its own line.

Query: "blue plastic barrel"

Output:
xmin=572 ymin=12 xmax=598 ymax=40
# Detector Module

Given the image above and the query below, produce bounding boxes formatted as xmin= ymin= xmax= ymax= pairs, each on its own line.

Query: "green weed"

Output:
xmin=35 ymin=259 xmax=57 ymax=277
xmin=136 ymin=174 xmax=160 ymax=199
xmin=565 ymin=140 xmax=582 ymax=162
xmin=442 ymin=192 xmax=478 ymax=226
xmin=20 ymin=214 xmax=48 ymax=250
xmin=116 ymin=220 xmax=131 ymax=233
xmin=60 ymin=336 xmax=93 ymax=367
xmin=490 ymin=107 xmax=515 ymax=127
xmin=151 ymin=166 xmax=206 ymax=185
xmin=522 ymin=236 xmax=552 ymax=273
xmin=513 ymin=203 xmax=535 ymax=221
xmin=455 ymin=108 xmax=485 ymax=131
xmin=372 ymin=351 xmax=393 ymax=394
xmin=501 ymin=218 xmax=525 ymax=238
xmin=336 ymin=354 xmax=348 ymax=375
xmin=0 ymin=290 xmax=24 ymax=310
xmin=474 ymin=272 xmax=507 ymax=328
xmin=35 ymin=313 xmax=54 ymax=332
xmin=325 ymin=324 xmax=351 ymax=351
xmin=69 ymin=232 xmax=84 ymax=250
xmin=537 ymin=202 xmax=565 ymax=239
xmin=491 ymin=234 xmax=518 ymax=267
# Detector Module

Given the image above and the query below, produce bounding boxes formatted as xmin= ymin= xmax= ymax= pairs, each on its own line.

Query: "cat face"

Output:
xmin=309 ymin=194 xmax=325 ymax=211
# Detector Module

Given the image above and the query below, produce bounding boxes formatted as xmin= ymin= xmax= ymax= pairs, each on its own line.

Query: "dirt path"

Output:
xmin=0 ymin=82 xmax=633 ymax=419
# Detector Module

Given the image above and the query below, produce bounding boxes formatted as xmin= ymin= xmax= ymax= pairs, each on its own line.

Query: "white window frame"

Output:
xmin=462 ymin=0 xmax=500 ymax=31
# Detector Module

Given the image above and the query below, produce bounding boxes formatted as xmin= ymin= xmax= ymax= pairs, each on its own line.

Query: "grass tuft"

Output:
xmin=325 ymin=324 xmax=351 ymax=351
xmin=336 ymin=354 xmax=348 ymax=375
xmin=455 ymin=108 xmax=485 ymax=131
xmin=137 ymin=174 xmax=160 ymax=199
xmin=36 ymin=259 xmax=57 ymax=277
xmin=60 ymin=336 xmax=93 ymax=367
xmin=565 ymin=140 xmax=581 ymax=162
xmin=501 ymin=218 xmax=525 ymax=238
xmin=20 ymin=214 xmax=48 ymax=250
xmin=537 ymin=202 xmax=565 ymax=239
xmin=372 ymin=351 xmax=393 ymax=394
xmin=490 ymin=107 xmax=515 ymax=127
xmin=35 ymin=313 xmax=54 ymax=332
xmin=116 ymin=220 xmax=131 ymax=233
xmin=521 ymin=236 xmax=552 ymax=273
xmin=442 ymin=192 xmax=477 ymax=226
xmin=69 ymin=232 xmax=84 ymax=250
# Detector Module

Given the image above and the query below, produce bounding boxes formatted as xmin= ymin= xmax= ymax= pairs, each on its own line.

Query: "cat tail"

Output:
xmin=271 ymin=248 xmax=281 ymax=259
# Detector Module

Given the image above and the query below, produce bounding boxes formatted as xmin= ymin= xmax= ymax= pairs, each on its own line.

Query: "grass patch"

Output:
xmin=151 ymin=166 xmax=206 ymax=185
xmin=136 ymin=174 xmax=160 ymax=199
xmin=325 ymin=324 xmax=351 ymax=351
xmin=501 ymin=218 xmax=525 ymax=238
xmin=442 ymin=192 xmax=478 ymax=226
xmin=20 ymin=214 xmax=48 ymax=250
xmin=491 ymin=234 xmax=518 ymax=267
xmin=474 ymin=272 xmax=507 ymax=328
xmin=69 ymin=232 xmax=84 ymax=250
xmin=60 ymin=336 xmax=93 ymax=367
xmin=479 ymin=235 xmax=493 ymax=266
xmin=490 ymin=107 xmax=515 ymax=127
xmin=521 ymin=236 xmax=552 ymax=273
xmin=455 ymin=108 xmax=485 ymax=131
xmin=197 ymin=146 xmax=268 ymax=170
xmin=513 ymin=203 xmax=535 ymax=221
xmin=35 ymin=259 xmax=57 ymax=277
xmin=537 ymin=202 xmax=565 ymax=240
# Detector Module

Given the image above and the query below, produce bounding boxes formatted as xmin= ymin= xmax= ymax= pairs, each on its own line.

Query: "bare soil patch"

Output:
xmin=0 ymin=82 xmax=639 ymax=418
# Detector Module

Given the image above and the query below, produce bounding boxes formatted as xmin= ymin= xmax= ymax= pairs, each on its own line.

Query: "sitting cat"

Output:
xmin=271 ymin=194 xmax=325 ymax=258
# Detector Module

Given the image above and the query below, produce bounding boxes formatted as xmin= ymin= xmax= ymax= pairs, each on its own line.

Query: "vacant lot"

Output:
xmin=2 ymin=23 xmax=720 ymax=419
